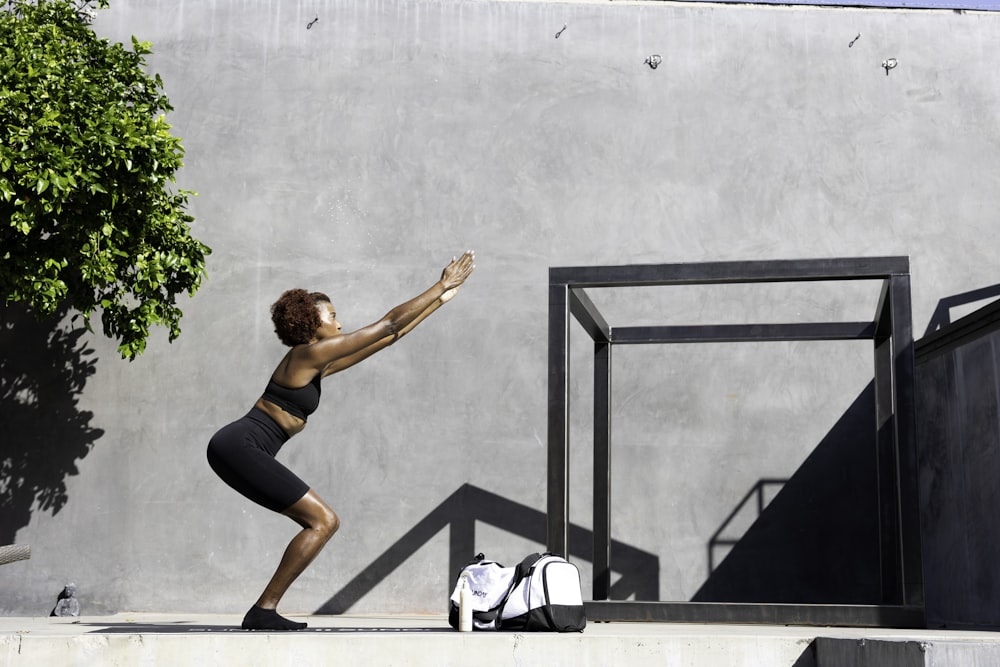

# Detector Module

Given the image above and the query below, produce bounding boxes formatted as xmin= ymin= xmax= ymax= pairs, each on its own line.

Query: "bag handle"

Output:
xmin=516 ymin=553 xmax=543 ymax=572
xmin=495 ymin=552 xmax=544 ymax=628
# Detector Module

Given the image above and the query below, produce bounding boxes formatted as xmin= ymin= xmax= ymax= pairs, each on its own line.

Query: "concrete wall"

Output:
xmin=3 ymin=0 xmax=1000 ymax=616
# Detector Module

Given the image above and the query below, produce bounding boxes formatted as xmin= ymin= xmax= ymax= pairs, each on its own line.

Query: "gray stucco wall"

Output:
xmin=3 ymin=0 xmax=1000 ymax=616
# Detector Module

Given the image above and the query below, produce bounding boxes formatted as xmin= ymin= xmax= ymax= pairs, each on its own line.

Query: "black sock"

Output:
xmin=241 ymin=605 xmax=307 ymax=631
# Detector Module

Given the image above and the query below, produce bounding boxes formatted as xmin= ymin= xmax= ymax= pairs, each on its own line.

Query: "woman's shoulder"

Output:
xmin=270 ymin=347 xmax=323 ymax=386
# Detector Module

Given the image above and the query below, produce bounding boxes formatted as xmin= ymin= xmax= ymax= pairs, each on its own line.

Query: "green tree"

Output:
xmin=0 ymin=0 xmax=210 ymax=359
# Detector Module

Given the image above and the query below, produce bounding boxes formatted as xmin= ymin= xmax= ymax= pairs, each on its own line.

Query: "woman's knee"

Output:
xmin=309 ymin=494 xmax=340 ymax=537
xmin=285 ymin=491 xmax=340 ymax=537
xmin=319 ymin=507 xmax=340 ymax=538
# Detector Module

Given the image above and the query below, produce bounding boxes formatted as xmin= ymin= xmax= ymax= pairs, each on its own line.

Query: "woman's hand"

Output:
xmin=440 ymin=286 xmax=460 ymax=303
xmin=440 ymin=250 xmax=475 ymax=291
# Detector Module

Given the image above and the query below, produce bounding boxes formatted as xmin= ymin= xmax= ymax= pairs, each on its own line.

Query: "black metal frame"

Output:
xmin=547 ymin=257 xmax=924 ymax=627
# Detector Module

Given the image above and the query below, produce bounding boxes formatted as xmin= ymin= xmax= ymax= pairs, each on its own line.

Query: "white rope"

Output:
xmin=0 ymin=545 xmax=30 ymax=566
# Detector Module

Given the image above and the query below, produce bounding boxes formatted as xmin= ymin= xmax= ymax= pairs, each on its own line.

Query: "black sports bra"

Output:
xmin=261 ymin=373 xmax=322 ymax=421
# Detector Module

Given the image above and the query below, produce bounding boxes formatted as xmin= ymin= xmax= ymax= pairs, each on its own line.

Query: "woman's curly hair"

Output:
xmin=271 ymin=289 xmax=332 ymax=347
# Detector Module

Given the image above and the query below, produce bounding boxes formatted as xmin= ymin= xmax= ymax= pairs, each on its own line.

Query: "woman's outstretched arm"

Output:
xmin=320 ymin=284 xmax=464 ymax=375
xmin=310 ymin=251 xmax=475 ymax=375
xmin=382 ymin=251 xmax=474 ymax=333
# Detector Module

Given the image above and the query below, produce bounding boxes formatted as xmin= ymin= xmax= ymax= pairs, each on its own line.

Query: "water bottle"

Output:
xmin=459 ymin=572 xmax=473 ymax=632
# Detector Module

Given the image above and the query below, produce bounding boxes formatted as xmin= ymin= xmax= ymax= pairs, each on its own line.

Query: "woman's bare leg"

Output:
xmin=242 ymin=489 xmax=339 ymax=630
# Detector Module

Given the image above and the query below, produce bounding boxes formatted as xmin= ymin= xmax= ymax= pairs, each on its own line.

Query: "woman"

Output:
xmin=207 ymin=250 xmax=475 ymax=630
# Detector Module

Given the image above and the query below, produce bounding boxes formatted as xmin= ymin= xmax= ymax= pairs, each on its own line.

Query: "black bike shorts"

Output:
xmin=207 ymin=407 xmax=309 ymax=513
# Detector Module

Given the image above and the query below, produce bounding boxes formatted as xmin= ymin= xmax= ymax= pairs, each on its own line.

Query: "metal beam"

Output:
xmin=551 ymin=256 xmax=909 ymax=288
xmin=547 ymin=282 xmax=570 ymax=557
xmin=888 ymin=275 xmax=923 ymax=607
xmin=593 ymin=341 xmax=612 ymax=600
xmin=874 ymin=278 xmax=892 ymax=342
xmin=569 ymin=288 xmax=611 ymax=343
xmin=611 ymin=322 xmax=877 ymax=344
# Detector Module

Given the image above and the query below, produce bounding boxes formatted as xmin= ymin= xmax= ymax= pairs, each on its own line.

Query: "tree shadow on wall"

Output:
xmin=692 ymin=382 xmax=881 ymax=604
xmin=315 ymin=484 xmax=660 ymax=614
xmin=0 ymin=304 xmax=103 ymax=544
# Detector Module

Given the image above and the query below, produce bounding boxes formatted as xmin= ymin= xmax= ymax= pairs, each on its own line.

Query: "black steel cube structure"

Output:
xmin=547 ymin=257 xmax=924 ymax=627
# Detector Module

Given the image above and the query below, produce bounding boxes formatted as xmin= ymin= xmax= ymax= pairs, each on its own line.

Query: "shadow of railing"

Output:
xmin=707 ymin=478 xmax=788 ymax=573
xmin=923 ymin=283 xmax=1000 ymax=336
xmin=693 ymin=382 xmax=880 ymax=604
xmin=314 ymin=483 xmax=660 ymax=614
xmin=0 ymin=304 xmax=103 ymax=544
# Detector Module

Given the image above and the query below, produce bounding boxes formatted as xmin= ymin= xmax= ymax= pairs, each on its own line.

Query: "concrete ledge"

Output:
xmin=0 ymin=614 xmax=811 ymax=667
xmin=814 ymin=636 xmax=1000 ymax=667
xmin=3 ymin=614 xmax=1000 ymax=667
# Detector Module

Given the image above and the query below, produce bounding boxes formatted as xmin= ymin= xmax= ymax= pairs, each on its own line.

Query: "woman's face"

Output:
xmin=315 ymin=301 xmax=342 ymax=339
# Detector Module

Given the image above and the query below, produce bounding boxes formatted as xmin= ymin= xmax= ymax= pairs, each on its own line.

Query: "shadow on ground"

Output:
xmin=78 ymin=622 xmax=451 ymax=634
xmin=315 ymin=483 xmax=660 ymax=614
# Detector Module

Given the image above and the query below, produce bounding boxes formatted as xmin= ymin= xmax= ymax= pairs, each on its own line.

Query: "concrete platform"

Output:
xmin=1 ymin=613 xmax=999 ymax=667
